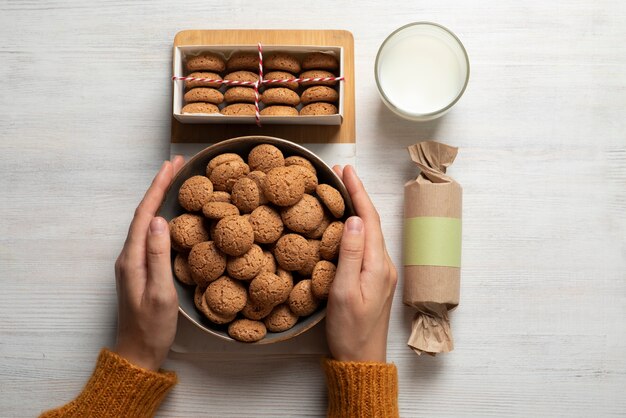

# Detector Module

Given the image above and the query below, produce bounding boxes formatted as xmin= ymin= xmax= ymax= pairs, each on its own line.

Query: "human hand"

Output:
xmin=326 ymin=165 xmax=398 ymax=363
xmin=114 ymin=157 xmax=185 ymax=371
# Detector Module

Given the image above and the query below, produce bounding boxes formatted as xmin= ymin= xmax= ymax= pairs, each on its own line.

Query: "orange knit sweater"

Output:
xmin=40 ymin=349 xmax=398 ymax=418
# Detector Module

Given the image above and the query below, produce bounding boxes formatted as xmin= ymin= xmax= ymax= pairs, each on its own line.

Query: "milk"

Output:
xmin=376 ymin=23 xmax=469 ymax=120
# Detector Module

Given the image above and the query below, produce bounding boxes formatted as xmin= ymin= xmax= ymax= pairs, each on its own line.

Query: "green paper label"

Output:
xmin=403 ymin=217 xmax=462 ymax=267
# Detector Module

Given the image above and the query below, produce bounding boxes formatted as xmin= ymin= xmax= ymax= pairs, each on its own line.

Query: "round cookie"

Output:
xmin=288 ymin=279 xmax=320 ymax=317
xmin=178 ymin=175 xmax=214 ymax=212
xmin=202 ymin=201 xmax=240 ymax=220
xmin=241 ymin=298 xmax=274 ymax=320
xmin=209 ymin=160 xmax=250 ymax=192
xmin=264 ymin=166 xmax=305 ymax=206
xmin=224 ymin=71 xmax=259 ymax=84
xmin=206 ymin=153 xmax=244 ymax=177
xmin=320 ymin=221 xmax=344 ymax=260
xmin=316 ymin=184 xmax=345 ymax=218
xmin=276 ymin=268 xmax=293 ymax=284
xmin=300 ymin=102 xmax=338 ymax=116
xmin=185 ymin=72 xmax=223 ymax=89
xmin=261 ymin=88 xmax=300 ymax=106
xmin=260 ymin=250 xmax=277 ymax=274
xmin=281 ymin=194 xmax=324 ymax=234
xmin=284 ymin=156 xmax=316 ymax=175
xmin=260 ymin=106 xmax=298 ymax=116
xmin=263 ymin=71 xmax=298 ymax=90
xmin=221 ymin=103 xmax=257 ymax=116
xmin=249 ymin=271 xmax=293 ymax=308
xmin=184 ymin=88 xmax=225 ymax=105
xmin=247 ymin=171 xmax=268 ymax=205
xmin=227 ymin=244 xmax=265 ymax=281
xmin=213 ymin=215 xmax=254 ymax=256
xmin=301 ymin=86 xmax=339 ymax=105
xmin=174 ymin=253 xmax=195 ymax=285
xmin=205 ymin=276 xmax=247 ymax=316
xmin=290 ymin=165 xmax=318 ymax=193
xmin=228 ymin=319 xmax=267 ymax=343
xmin=169 ymin=214 xmax=210 ymax=251
xmin=305 ymin=212 xmax=331 ymax=239
xmin=224 ymin=86 xmax=257 ymax=104
xmin=311 ymin=260 xmax=336 ymax=299
xmin=186 ymin=53 xmax=226 ymax=72
xmin=231 ymin=177 xmax=261 ymax=213
xmin=299 ymin=70 xmax=338 ymax=87
xmin=274 ymin=233 xmax=314 ymax=271
xmin=302 ymin=52 xmax=339 ymax=71
xmin=195 ymin=286 xmax=237 ymax=325
xmin=248 ymin=144 xmax=285 ymax=173
xmin=226 ymin=52 xmax=260 ymax=72
xmin=264 ymin=304 xmax=299 ymax=332
xmin=264 ymin=52 xmax=301 ymax=74
xmin=206 ymin=191 xmax=232 ymax=204
xmin=297 ymin=239 xmax=321 ymax=276
xmin=182 ymin=102 xmax=220 ymax=114
xmin=188 ymin=241 xmax=227 ymax=287
xmin=249 ymin=205 xmax=284 ymax=244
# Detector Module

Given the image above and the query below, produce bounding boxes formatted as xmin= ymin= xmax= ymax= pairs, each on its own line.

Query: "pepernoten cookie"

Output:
xmin=264 ymin=166 xmax=305 ymax=206
xmin=224 ymin=86 xmax=257 ymax=104
xmin=182 ymin=103 xmax=220 ymax=114
xmin=249 ymin=271 xmax=293 ymax=308
xmin=202 ymin=201 xmax=240 ymax=220
xmin=224 ymin=71 xmax=259 ymax=84
xmin=281 ymin=194 xmax=324 ymax=234
xmin=248 ymin=144 xmax=285 ymax=173
xmin=241 ymin=298 xmax=273 ymax=321
xmin=284 ymin=156 xmax=316 ymax=175
xmin=184 ymin=88 xmax=225 ymax=105
xmin=311 ymin=260 xmax=336 ymax=299
xmin=178 ymin=175 xmax=214 ymax=212
xmin=264 ymin=304 xmax=298 ymax=332
xmin=228 ymin=319 xmax=267 ymax=342
xmin=221 ymin=103 xmax=256 ymax=116
xmin=185 ymin=72 xmax=223 ymax=89
xmin=213 ymin=215 xmax=254 ymax=256
xmin=274 ymin=233 xmax=313 ymax=271
xmin=226 ymin=52 xmax=260 ymax=72
xmin=260 ymin=106 xmax=298 ymax=116
xmin=174 ymin=253 xmax=195 ymax=286
xmin=297 ymin=239 xmax=321 ymax=276
xmin=316 ymin=184 xmax=345 ymax=218
xmin=264 ymin=71 xmax=298 ymax=90
xmin=249 ymin=205 xmax=283 ymax=244
xmin=301 ymin=86 xmax=339 ymax=105
xmin=261 ymin=88 xmax=300 ymax=106
xmin=187 ymin=53 xmax=226 ymax=72
xmin=231 ymin=177 xmax=262 ymax=213
xmin=188 ymin=241 xmax=227 ymax=287
xmin=264 ymin=52 xmax=301 ymax=74
xmin=247 ymin=171 xmax=268 ymax=204
xmin=206 ymin=191 xmax=232 ymax=204
xmin=299 ymin=70 xmax=338 ymax=87
xmin=206 ymin=153 xmax=244 ymax=177
xmin=227 ymin=244 xmax=265 ymax=281
xmin=288 ymin=279 xmax=320 ymax=316
xmin=205 ymin=276 xmax=247 ymax=316
xmin=320 ymin=221 xmax=344 ymax=260
xmin=169 ymin=214 xmax=209 ymax=251
xmin=290 ymin=165 xmax=318 ymax=193
xmin=300 ymin=102 xmax=338 ymax=116
xmin=195 ymin=286 xmax=236 ymax=325
xmin=209 ymin=160 xmax=250 ymax=192
xmin=302 ymin=52 xmax=339 ymax=71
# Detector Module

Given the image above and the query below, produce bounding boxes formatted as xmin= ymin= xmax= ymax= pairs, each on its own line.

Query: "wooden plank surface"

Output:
xmin=171 ymin=29 xmax=355 ymax=144
xmin=1 ymin=1 xmax=625 ymax=417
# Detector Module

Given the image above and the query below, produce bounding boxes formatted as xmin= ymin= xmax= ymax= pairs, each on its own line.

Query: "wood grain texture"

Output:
xmin=171 ymin=29 xmax=355 ymax=144
xmin=1 ymin=0 xmax=625 ymax=417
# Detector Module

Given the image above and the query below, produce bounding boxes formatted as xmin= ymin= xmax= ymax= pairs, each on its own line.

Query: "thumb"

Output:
xmin=332 ymin=216 xmax=365 ymax=294
xmin=146 ymin=217 xmax=174 ymax=291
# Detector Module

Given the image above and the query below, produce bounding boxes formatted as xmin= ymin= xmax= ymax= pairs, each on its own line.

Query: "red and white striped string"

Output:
xmin=173 ymin=43 xmax=345 ymax=126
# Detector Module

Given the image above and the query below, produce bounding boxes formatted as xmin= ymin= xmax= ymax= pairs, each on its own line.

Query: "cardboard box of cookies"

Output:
xmin=172 ymin=45 xmax=344 ymax=125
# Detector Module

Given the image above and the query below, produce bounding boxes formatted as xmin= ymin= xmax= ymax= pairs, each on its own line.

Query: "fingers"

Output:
xmin=332 ymin=165 xmax=344 ymax=181
xmin=341 ymin=165 xmax=385 ymax=265
xmin=124 ymin=161 xmax=174 ymax=260
xmin=172 ymin=155 xmax=185 ymax=175
xmin=332 ymin=216 xmax=365 ymax=298
xmin=145 ymin=217 xmax=174 ymax=293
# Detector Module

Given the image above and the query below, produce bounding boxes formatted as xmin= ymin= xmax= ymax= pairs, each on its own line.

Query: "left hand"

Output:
xmin=113 ymin=157 xmax=185 ymax=371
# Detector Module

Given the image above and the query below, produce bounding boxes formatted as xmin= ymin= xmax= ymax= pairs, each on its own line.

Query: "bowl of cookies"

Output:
xmin=160 ymin=136 xmax=353 ymax=344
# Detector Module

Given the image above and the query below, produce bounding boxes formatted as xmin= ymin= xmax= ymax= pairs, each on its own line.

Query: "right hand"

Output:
xmin=326 ymin=165 xmax=398 ymax=363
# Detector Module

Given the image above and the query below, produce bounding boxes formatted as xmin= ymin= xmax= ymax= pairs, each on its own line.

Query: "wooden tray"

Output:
xmin=171 ymin=29 xmax=355 ymax=145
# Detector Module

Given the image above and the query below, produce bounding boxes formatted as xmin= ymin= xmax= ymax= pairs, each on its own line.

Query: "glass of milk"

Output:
xmin=375 ymin=22 xmax=469 ymax=121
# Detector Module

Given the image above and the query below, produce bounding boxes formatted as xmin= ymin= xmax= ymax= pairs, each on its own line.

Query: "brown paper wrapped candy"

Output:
xmin=404 ymin=141 xmax=462 ymax=356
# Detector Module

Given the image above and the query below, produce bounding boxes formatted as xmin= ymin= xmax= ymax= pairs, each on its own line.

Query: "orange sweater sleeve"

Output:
xmin=324 ymin=359 xmax=399 ymax=418
xmin=39 ymin=349 xmax=177 ymax=418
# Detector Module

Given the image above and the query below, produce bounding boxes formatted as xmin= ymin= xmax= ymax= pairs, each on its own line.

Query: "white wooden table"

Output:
xmin=1 ymin=1 xmax=625 ymax=417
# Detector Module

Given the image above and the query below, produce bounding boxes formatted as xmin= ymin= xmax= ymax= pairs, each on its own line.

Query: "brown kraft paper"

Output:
xmin=404 ymin=141 xmax=462 ymax=356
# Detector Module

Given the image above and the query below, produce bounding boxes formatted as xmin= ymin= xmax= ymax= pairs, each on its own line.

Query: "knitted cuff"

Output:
xmin=324 ymin=359 xmax=399 ymax=418
xmin=40 ymin=349 xmax=177 ymax=418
